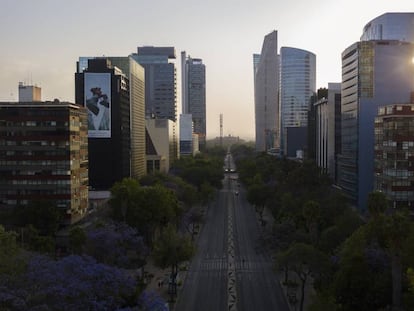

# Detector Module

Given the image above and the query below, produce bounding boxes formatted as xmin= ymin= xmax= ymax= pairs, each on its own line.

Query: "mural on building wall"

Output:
xmin=84 ymin=73 xmax=111 ymax=138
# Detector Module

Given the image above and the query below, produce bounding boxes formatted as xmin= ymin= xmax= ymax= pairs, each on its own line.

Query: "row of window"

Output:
xmin=0 ymin=160 xmax=70 ymax=166
xmin=382 ymin=169 xmax=414 ymax=177
xmin=0 ymin=140 xmax=70 ymax=147
xmin=9 ymin=179 xmax=71 ymax=185
xmin=1 ymin=189 xmax=71 ymax=195
xmin=378 ymin=151 xmax=414 ymax=160
xmin=1 ymin=150 xmax=69 ymax=156
xmin=1 ymin=199 xmax=71 ymax=207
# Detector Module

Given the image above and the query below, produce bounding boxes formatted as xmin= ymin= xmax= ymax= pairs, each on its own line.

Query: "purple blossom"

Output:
xmin=1 ymin=254 xmax=140 ymax=310
xmin=138 ymin=290 xmax=168 ymax=311
xmin=85 ymin=222 xmax=148 ymax=268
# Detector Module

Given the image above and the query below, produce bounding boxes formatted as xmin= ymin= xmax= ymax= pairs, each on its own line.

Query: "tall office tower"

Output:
xmin=18 ymin=82 xmax=41 ymax=101
xmin=0 ymin=101 xmax=88 ymax=224
xmin=309 ymin=84 xmax=341 ymax=181
xmin=75 ymin=58 xmax=132 ymax=190
xmin=106 ymin=57 xmax=146 ymax=178
xmin=337 ymin=39 xmax=414 ymax=210
xmin=78 ymin=56 xmax=146 ymax=179
xmin=360 ymin=12 xmax=414 ymax=42
xmin=132 ymin=47 xmax=177 ymax=121
xmin=181 ymin=51 xmax=206 ymax=150
xmin=329 ymin=83 xmax=342 ymax=183
xmin=308 ymin=88 xmax=328 ymax=163
xmin=252 ymin=54 xmax=261 ymax=84
xmin=280 ymin=47 xmax=316 ymax=158
xmin=254 ymin=30 xmax=280 ymax=152
xmin=375 ymin=103 xmax=414 ymax=211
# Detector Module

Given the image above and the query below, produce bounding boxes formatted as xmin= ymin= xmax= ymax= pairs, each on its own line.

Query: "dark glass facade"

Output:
xmin=338 ymin=40 xmax=414 ymax=210
xmin=132 ymin=47 xmax=177 ymax=121
xmin=280 ymin=47 xmax=316 ymax=157
xmin=75 ymin=58 xmax=131 ymax=190
xmin=182 ymin=52 xmax=206 ymax=150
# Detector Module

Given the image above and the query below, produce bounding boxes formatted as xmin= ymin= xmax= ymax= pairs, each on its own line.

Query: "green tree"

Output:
xmin=0 ymin=225 xmax=24 ymax=278
xmin=139 ymin=172 xmax=200 ymax=209
xmin=276 ymin=242 xmax=329 ymax=311
xmin=110 ymin=178 xmax=141 ymax=222
xmin=12 ymin=200 xmax=61 ymax=236
xmin=152 ymin=224 xmax=194 ymax=274
xmin=110 ymin=179 xmax=180 ymax=245
xmin=21 ymin=225 xmax=55 ymax=253
xmin=246 ymin=174 xmax=270 ymax=225
xmin=171 ymin=155 xmax=224 ymax=190
xmin=332 ymin=224 xmax=392 ymax=310
xmin=302 ymin=200 xmax=321 ymax=246
xmin=199 ymin=181 xmax=215 ymax=206
xmin=366 ymin=191 xmax=412 ymax=310
xmin=152 ymin=224 xmax=194 ymax=302
xmin=69 ymin=226 xmax=87 ymax=254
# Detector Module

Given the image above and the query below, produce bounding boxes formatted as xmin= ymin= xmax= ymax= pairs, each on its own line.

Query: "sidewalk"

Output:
xmin=142 ymin=205 xmax=207 ymax=310
xmin=256 ymin=206 xmax=314 ymax=311
xmin=142 ymin=258 xmax=172 ymax=303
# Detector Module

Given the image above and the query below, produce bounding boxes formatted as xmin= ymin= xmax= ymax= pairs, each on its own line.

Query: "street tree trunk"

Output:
xmin=299 ymin=275 xmax=306 ymax=311
xmin=391 ymin=253 xmax=402 ymax=311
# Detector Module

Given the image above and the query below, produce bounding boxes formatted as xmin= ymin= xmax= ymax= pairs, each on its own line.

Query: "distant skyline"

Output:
xmin=0 ymin=0 xmax=412 ymax=140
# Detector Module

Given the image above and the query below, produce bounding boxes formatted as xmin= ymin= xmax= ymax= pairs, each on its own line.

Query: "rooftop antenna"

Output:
xmin=220 ymin=114 xmax=223 ymax=147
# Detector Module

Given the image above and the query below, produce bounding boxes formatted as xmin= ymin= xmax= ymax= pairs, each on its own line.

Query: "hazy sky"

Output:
xmin=0 ymin=0 xmax=413 ymax=140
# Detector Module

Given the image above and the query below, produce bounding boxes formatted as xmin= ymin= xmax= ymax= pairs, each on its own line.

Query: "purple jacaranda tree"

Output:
xmin=84 ymin=222 xmax=148 ymax=268
xmin=27 ymin=255 xmax=138 ymax=310
xmin=180 ymin=206 xmax=203 ymax=238
xmin=0 ymin=254 xmax=140 ymax=310
xmin=138 ymin=290 xmax=169 ymax=311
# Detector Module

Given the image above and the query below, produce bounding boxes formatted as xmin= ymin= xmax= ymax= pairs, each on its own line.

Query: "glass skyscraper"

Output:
xmin=132 ymin=47 xmax=177 ymax=122
xmin=279 ymin=47 xmax=316 ymax=157
xmin=338 ymin=30 xmax=414 ymax=210
xmin=181 ymin=51 xmax=206 ymax=150
xmin=77 ymin=56 xmax=146 ymax=180
xmin=360 ymin=12 xmax=414 ymax=42
xmin=254 ymin=31 xmax=280 ymax=152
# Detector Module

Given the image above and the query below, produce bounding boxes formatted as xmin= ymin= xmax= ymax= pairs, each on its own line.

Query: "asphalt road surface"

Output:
xmin=175 ymin=160 xmax=289 ymax=311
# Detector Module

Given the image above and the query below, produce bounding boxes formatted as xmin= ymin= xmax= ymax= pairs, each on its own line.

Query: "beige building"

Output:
xmin=108 ymin=56 xmax=146 ymax=178
xmin=146 ymin=118 xmax=178 ymax=173
xmin=18 ymin=82 xmax=41 ymax=102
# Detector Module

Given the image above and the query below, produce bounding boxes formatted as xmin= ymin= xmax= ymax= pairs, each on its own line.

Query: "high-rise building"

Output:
xmin=374 ymin=103 xmax=414 ymax=211
xmin=337 ymin=14 xmax=414 ymax=210
xmin=360 ymin=12 xmax=414 ymax=42
xmin=254 ymin=30 xmax=280 ymax=152
xmin=181 ymin=51 xmax=206 ymax=150
xmin=78 ymin=56 xmax=147 ymax=179
xmin=132 ymin=47 xmax=177 ymax=121
xmin=106 ymin=57 xmax=146 ymax=178
xmin=252 ymin=53 xmax=261 ymax=86
xmin=338 ymin=40 xmax=414 ymax=210
xmin=0 ymin=101 xmax=88 ymax=224
xmin=75 ymin=58 xmax=134 ymax=190
xmin=280 ymin=47 xmax=316 ymax=158
xmin=18 ymin=82 xmax=41 ymax=102
xmin=310 ymin=84 xmax=341 ymax=181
